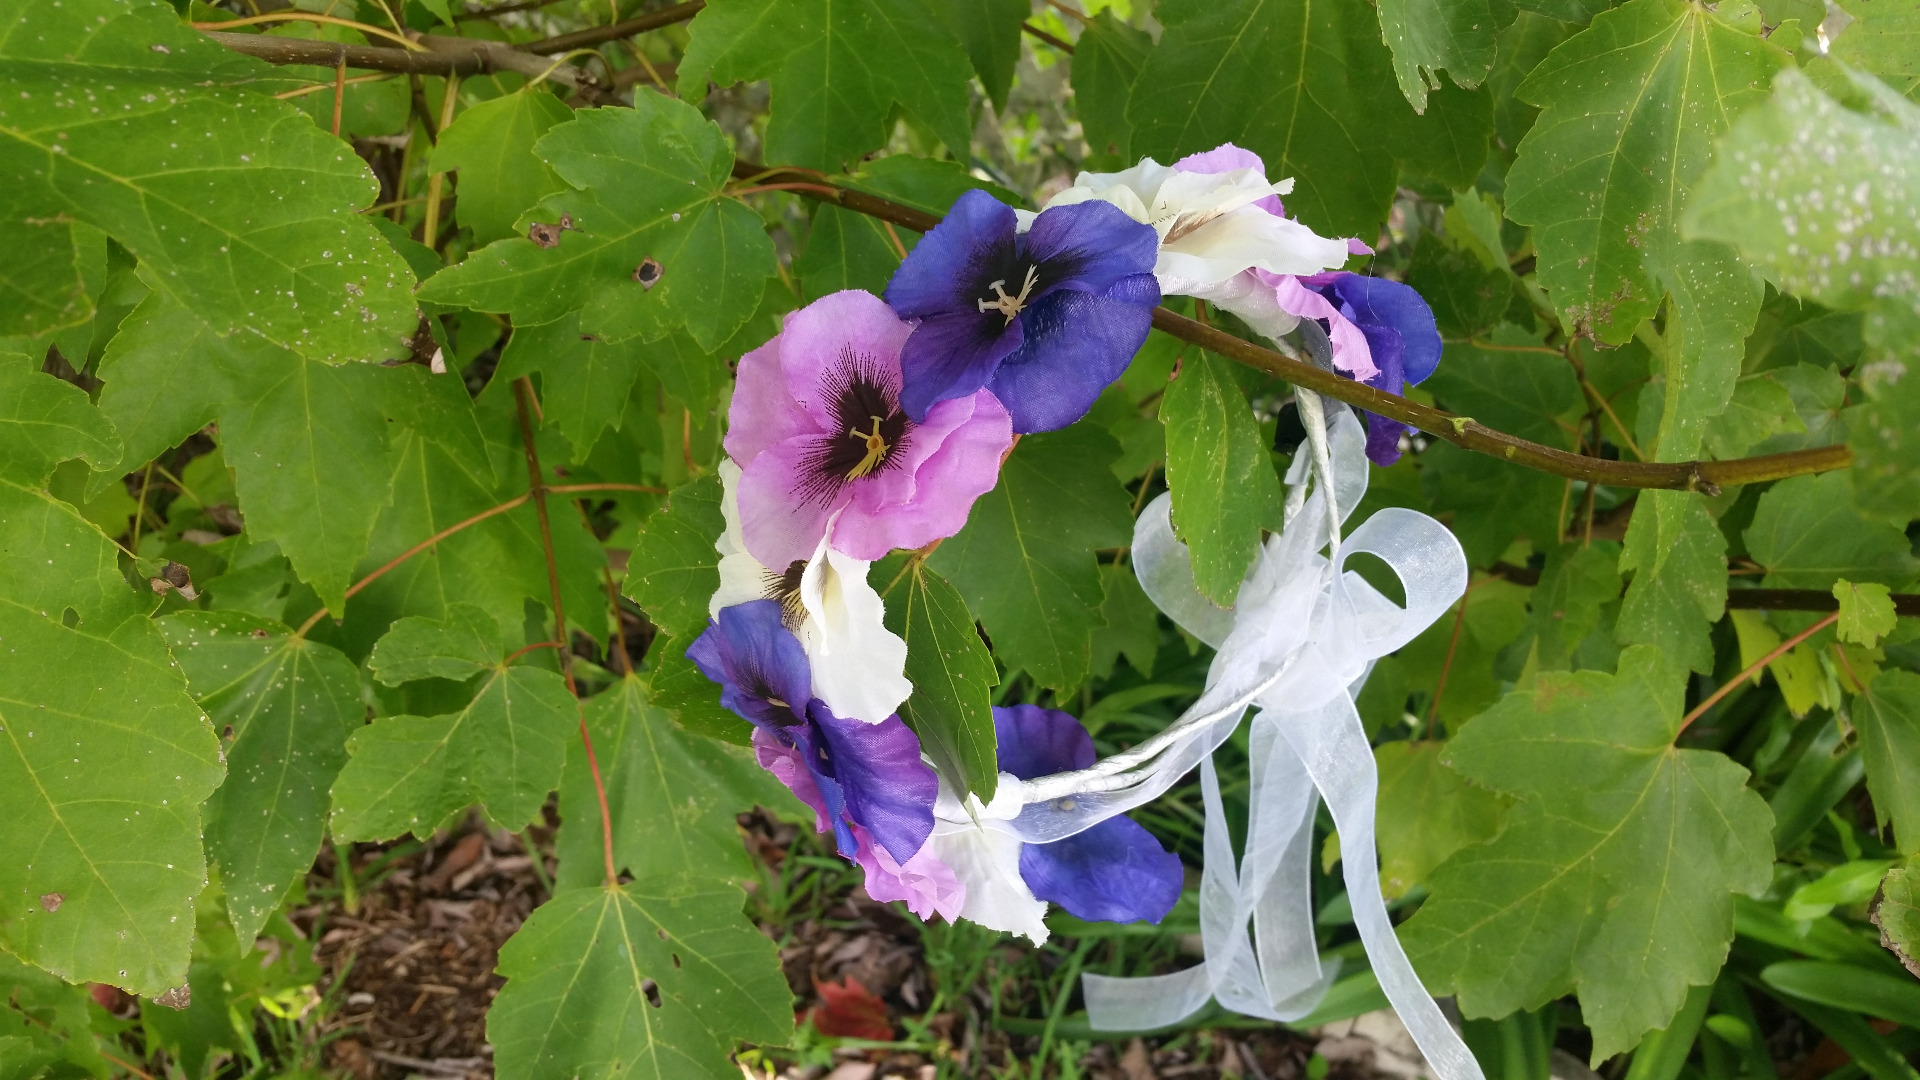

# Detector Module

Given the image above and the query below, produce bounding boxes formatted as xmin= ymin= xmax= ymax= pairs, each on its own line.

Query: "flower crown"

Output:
xmin=689 ymin=144 xmax=1478 ymax=1080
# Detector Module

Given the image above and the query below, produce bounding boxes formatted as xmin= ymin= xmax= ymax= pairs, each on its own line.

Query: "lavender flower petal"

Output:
xmin=808 ymin=700 xmax=938 ymax=865
xmin=1018 ymin=815 xmax=1184 ymax=924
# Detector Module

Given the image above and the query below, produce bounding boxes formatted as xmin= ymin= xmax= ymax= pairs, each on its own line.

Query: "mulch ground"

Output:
xmin=286 ymin=809 xmax=1376 ymax=1080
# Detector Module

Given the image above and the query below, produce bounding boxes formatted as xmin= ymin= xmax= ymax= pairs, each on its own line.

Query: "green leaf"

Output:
xmin=1377 ymin=0 xmax=1498 ymax=113
xmin=881 ymin=558 xmax=999 ymax=802
xmin=1073 ymin=11 xmax=1153 ymax=165
xmin=0 ymin=0 xmax=417 ymax=364
xmin=798 ymin=157 xmax=1010 ymax=298
xmin=496 ymin=315 xmax=650 ymax=464
xmin=1761 ymin=961 xmax=1920 ymax=1030
xmin=1684 ymin=67 xmax=1920 ymax=347
xmin=0 ymin=217 xmax=92 ymax=343
xmin=930 ymin=426 xmax=1134 ymax=692
xmin=1872 ymin=866 xmax=1919 ymax=974
xmin=919 ymin=0 xmax=1027 ymax=111
xmin=0 ymin=353 xmax=121 ymax=485
xmin=1745 ymin=471 xmax=1918 ymax=589
xmin=1373 ymin=741 xmax=1507 ymax=900
xmin=1516 ymin=542 xmax=1622 ymax=672
xmin=1421 ymin=442 xmax=1566 ymax=568
xmin=330 ymin=608 xmax=577 ymax=840
xmin=1507 ymin=0 xmax=1787 ymax=342
xmin=1395 ymin=577 xmax=1532 ymax=729
xmin=489 ymin=883 xmax=791 ymax=1079
xmin=1162 ymin=351 xmax=1285 ymax=604
xmin=1835 ymin=579 xmax=1899 ymax=647
xmin=1090 ymin=562 xmax=1160 ymax=681
xmin=1857 ymin=671 xmax=1920 ymax=856
xmin=430 ymin=88 xmax=575 ymax=246
xmin=1404 ymin=646 xmax=1775 ymax=1061
xmin=1702 ymin=374 xmax=1805 ymax=459
xmin=554 ymin=676 xmax=792 ymax=891
xmin=678 ymin=0 xmax=975 ymax=171
xmin=220 ymin=357 xmax=397 ymax=615
xmin=369 ymin=602 xmax=503 ymax=684
xmin=625 ymin=473 xmax=725 ymax=641
xmin=1618 ymin=490 xmax=1725 ymax=673
xmin=1649 ymin=243 xmax=1764 ymax=461
xmin=159 ymin=611 xmax=360 ymax=947
xmin=1125 ymin=0 xmax=1418 ymax=236
xmin=1834 ymin=0 xmax=1920 ymax=99
xmin=0 ymin=479 xmax=223 ymax=995
xmin=1405 ymin=242 xmax=1513 ymax=341
xmin=1423 ymin=332 xmax=1582 ymax=448
xmin=418 ymin=97 xmax=776 ymax=351
xmin=0 ymin=950 xmax=111 ymax=1078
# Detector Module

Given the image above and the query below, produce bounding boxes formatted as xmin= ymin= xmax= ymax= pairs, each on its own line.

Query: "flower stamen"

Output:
xmin=845 ymin=416 xmax=892 ymax=479
xmin=975 ymin=263 xmax=1040 ymax=325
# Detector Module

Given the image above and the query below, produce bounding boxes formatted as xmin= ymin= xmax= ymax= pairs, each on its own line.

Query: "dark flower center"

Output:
xmin=793 ymin=347 xmax=912 ymax=503
xmin=763 ymin=560 xmax=808 ymax=629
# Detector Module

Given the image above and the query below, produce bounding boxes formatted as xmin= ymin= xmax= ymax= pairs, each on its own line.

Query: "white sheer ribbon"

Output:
xmin=996 ymin=406 xmax=1481 ymax=1080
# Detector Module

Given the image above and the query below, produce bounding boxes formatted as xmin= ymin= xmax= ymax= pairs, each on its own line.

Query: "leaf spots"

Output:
xmin=633 ymin=256 xmax=663 ymax=289
xmin=641 ymin=977 xmax=662 ymax=1007
xmin=38 ymin=892 xmax=63 ymax=912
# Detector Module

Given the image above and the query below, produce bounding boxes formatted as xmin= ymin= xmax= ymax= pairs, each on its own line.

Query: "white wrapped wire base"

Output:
xmin=940 ymin=390 xmax=1483 ymax=1080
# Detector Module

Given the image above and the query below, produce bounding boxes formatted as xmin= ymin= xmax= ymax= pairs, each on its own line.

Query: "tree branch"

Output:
xmin=732 ymin=159 xmax=1854 ymax=494
xmin=525 ymin=0 xmax=705 ymax=54
xmin=206 ymin=29 xmax=598 ymax=89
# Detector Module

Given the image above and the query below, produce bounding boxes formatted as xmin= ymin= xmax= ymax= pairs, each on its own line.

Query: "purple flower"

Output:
xmin=1276 ymin=272 xmax=1440 ymax=466
xmin=883 ymin=189 xmax=1161 ymax=434
xmin=994 ymin=704 xmax=1184 ymax=925
xmin=688 ymin=600 xmax=938 ymax=865
xmin=725 ymin=290 xmax=1013 ymax=571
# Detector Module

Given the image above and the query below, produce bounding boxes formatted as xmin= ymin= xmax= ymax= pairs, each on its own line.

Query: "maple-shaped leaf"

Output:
xmin=931 ymin=425 xmax=1135 ymax=693
xmin=417 ymin=93 xmax=776 ymax=352
xmin=330 ymin=605 xmax=577 ymax=840
xmin=0 ymin=354 xmax=121 ymax=485
xmin=0 ymin=0 xmax=417 ymax=364
xmin=161 ymin=611 xmax=361 ymax=947
xmin=1506 ymin=0 xmax=1786 ymax=343
xmin=678 ymin=0 xmax=975 ymax=173
xmin=553 ymin=676 xmax=792 ymax=892
xmin=488 ymin=884 xmax=791 ymax=1079
xmin=0 ymin=479 xmax=222 ymax=995
xmin=1403 ymin=646 xmax=1774 ymax=1061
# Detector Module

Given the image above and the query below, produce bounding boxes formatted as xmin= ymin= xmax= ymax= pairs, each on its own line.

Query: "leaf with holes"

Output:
xmin=418 ymin=95 xmax=776 ymax=351
xmin=0 ymin=0 xmax=417 ymax=364
xmin=430 ymin=88 xmax=575 ymax=246
xmin=161 ymin=611 xmax=360 ymax=946
xmin=488 ymin=883 xmax=791 ymax=1079
xmin=1403 ymin=646 xmax=1775 ymax=1061
xmin=930 ymin=426 xmax=1134 ymax=693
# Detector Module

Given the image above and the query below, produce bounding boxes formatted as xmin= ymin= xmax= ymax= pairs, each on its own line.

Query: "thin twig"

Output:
xmin=1678 ymin=611 xmax=1839 ymax=733
xmin=525 ymin=0 xmax=704 ymax=54
xmin=192 ymin=11 xmax=426 ymax=49
xmin=1021 ymin=21 xmax=1074 ymax=53
xmin=503 ymin=639 xmax=564 ymax=664
xmin=1427 ymin=582 xmax=1477 ymax=734
xmin=330 ymin=55 xmax=347 ymax=136
xmin=420 ymin=73 xmax=459 ymax=249
xmin=513 ymin=376 xmax=619 ymax=888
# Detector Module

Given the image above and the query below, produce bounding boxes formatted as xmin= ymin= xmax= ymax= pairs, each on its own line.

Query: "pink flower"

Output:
xmin=726 ymin=290 xmax=1013 ymax=570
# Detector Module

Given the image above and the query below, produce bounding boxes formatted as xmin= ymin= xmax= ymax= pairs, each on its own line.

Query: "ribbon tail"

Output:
xmin=1276 ymin=694 xmax=1485 ymax=1080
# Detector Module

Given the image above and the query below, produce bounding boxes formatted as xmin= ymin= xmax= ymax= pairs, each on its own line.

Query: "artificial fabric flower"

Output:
xmin=1040 ymin=143 xmax=1354 ymax=344
xmin=884 ymin=189 xmax=1161 ymax=434
xmin=1274 ymin=272 xmax=1440 ymax=466
xmin=711 ymin=458 xmax=911 ymax=725
xmin=687 ymin=600 xmax=938 ymax=871
xmin=929 ymin=704 xmax=1185 ymax=943
xmin=727 ymin=290 xmax=1013 ymax=572
xmin=758 ymin=732 xmax=965 ymax=921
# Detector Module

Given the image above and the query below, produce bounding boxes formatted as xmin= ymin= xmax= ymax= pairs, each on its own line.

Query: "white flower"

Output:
xmin=1040 ymin=156 xmax=1351 ymax=297
xmin=711 ymin=459 xmax=912 ymax=725
xmin=926 ymin=774 xmax=1050 ymax=944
